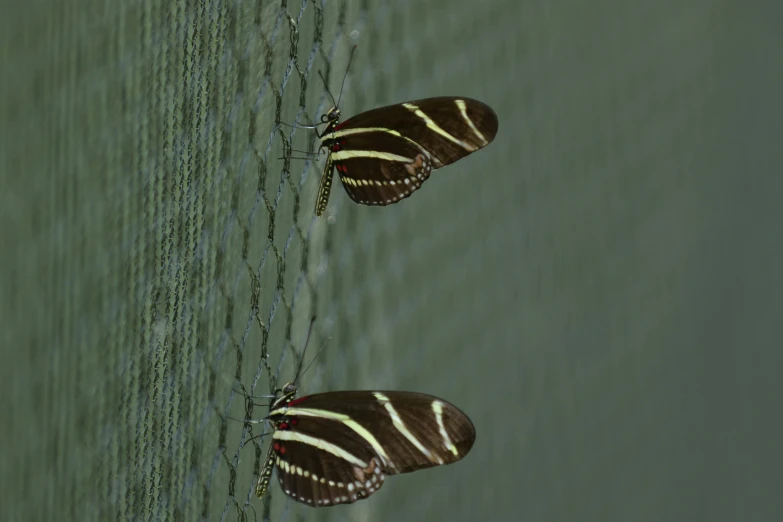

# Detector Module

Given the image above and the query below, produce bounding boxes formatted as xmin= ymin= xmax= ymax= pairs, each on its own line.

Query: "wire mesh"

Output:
xmin=2 ymin=1 xmax=783 ymax=522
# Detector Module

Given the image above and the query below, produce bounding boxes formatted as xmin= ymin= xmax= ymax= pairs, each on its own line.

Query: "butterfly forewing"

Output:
xmin=262 ymin=390 xmax=475 ymax=507
xmin=315 ymin=96 xmax=498 ymax=214
xmin=331 ymin=97 xmax=498 ymax=166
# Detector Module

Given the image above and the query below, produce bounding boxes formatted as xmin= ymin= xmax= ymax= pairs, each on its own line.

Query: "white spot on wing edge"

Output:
xmin=455 ymin=99 xmax=489 ymax=146
xmin=432 ymin=400 xmax=460 ymax=456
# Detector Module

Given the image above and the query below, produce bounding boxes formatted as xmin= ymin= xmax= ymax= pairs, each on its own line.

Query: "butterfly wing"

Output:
xmin=256 ymin=404 xmax=387 ymax=506
xmin=272 ymin=422 xmax=386 ymax=507
xmin=323 ymin=97 xmax=498 ymax=207
xmin=268 ymin=389 xmax=475 ymax=508
xmin=330 ymin=132 xmax=434 ymax=206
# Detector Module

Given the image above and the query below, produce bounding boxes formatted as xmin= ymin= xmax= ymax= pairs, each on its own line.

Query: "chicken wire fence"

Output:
xmin=3 ymin=0 xmax=518 ymax=520
xmin=4 ymin=0 xmax=782 ymax=522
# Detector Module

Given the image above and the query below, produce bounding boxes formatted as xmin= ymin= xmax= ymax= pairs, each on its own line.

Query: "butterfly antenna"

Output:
xmin=336 ymin=45 xmax=357 ymax=108
xmin=318 ymin=70 xmax=337 ymax=107
xmin=292 ymin=317 xmax=317 ymax=383
xmin=299 ymin=335 xmax=331 ymax=380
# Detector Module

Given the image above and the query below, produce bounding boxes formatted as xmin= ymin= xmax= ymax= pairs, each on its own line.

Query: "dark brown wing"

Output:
xmin=267 ymin=390 xmax=474 ymax=507
xmin=282 ymin=390 xmax=476 ymax=474
xmin=323 ymin=97 xmax=498 ymax=208
xmin=332 ymin=96 xmax=498 ymax=167
xmin=330 ymin=130 xmax=433 ymax=206
xmin=273 ymin=434 xmax=386 ymax=507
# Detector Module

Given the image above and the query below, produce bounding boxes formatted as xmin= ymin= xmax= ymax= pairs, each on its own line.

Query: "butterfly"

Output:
xmin=255 ymin=382 xmax=476 ymax=507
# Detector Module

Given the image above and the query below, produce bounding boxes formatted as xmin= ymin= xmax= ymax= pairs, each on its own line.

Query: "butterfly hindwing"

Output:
xmin=329 ymin=129 xmax=433 ymax=206
xmin=273 ymin=433 xmax=385 ymax=506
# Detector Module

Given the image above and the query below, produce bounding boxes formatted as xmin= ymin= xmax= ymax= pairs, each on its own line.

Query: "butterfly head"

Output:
xmin=269 ymin=382 xmax=298 ymax=411
xmin=317 ymin=45 xmax=355 ymax=131
xmin=281 ymin=382 xmax=298 ymax=398
xmin=321 ymin=106 xmax=341 ymax=125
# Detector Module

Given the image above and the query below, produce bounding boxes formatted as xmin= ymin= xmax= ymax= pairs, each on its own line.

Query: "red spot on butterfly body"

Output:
xmin=279 ymin=422 xmax=289 ymax=430
xmin=331 ymin=143 xmax=341 ymax=152
xmin=279 ymin=445 xmax=287 ymax=454
xmin=273 ymin=443 xmax=281 ymax=452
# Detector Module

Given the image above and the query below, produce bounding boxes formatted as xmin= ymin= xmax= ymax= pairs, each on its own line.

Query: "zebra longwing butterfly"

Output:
xmin=313 ymin=96 xmax=499 ymax=216
xmin=255 ymin=382 xmax=476 ymax=507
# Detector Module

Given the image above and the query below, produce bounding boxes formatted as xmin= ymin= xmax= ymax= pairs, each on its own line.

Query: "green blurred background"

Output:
xmin=2 ymin=0 xmax=781 ymax=521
